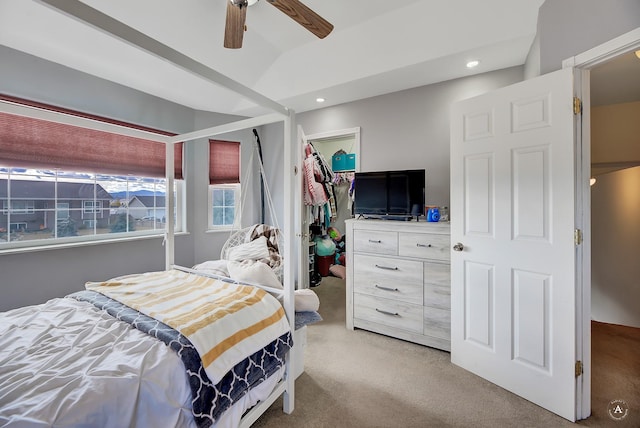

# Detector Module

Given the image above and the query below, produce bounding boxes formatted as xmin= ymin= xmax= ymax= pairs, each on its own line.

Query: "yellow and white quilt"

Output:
xmin=86 ymin=269 xmax=290 ymax=384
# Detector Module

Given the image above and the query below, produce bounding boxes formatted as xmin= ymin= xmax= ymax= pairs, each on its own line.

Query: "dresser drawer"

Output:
xmin=353 ymin=230 xmax=397 ymax=255
xmin=353 ymin=254 xmax=423 ymax=297
xmin=354 ymin=293 xmax=423 ymax=333
xmin=398 ymin=232 xmax=450 ymax=261
xmin=354 ymin=270 xmax=422 ymax=305
xmin=424 ymin=283 xmax=450 ymax=310
xmin=424 ymin=261 xmax=450 ymax=287
xmin=423 ymin=306 xmax=451 ymax=340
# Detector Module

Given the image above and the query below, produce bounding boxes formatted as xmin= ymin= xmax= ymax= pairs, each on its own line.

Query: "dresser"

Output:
xmin=345 ymin=218 xmax=451 ymax=351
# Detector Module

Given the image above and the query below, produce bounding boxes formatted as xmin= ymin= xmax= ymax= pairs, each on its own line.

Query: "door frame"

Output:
xmin=298 ymin=126 xmax=361 ymax=288
xmin=562 ymin=27 xmax=640 ymax=420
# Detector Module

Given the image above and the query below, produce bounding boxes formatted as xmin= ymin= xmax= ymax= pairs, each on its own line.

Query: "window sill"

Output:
xmin=0 ymin=231 xmax=189 ymax=256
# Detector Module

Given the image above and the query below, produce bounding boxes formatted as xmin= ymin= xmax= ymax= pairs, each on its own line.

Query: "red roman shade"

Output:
xmin=0 ymin=95 xmax=183 ymax=179
xmin=209 ymin=139 xmax=240 ymax=185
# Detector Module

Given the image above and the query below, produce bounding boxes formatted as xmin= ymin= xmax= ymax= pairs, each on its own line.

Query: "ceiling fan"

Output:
xmin=224 ymin=0 xmax=333 ymax=49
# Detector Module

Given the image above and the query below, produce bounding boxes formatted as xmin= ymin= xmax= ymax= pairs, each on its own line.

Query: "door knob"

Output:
xmin=453 ymin=242 xmax=464 ymax=252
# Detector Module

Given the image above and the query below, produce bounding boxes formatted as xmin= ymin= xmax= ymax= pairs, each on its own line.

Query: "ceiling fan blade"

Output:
xmin=224 ymin=1 xmax=247 ymax=49
xmin=267 ymin=0 xmax=333 ymax=39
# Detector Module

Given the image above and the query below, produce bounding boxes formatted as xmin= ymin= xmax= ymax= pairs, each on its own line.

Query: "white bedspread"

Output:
xmin=0 ymin=297 xmax=196 ymax=427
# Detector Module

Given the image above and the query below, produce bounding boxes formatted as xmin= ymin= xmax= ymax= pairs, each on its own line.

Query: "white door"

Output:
xmin=450 ymin=67 xmax=580 ymax=421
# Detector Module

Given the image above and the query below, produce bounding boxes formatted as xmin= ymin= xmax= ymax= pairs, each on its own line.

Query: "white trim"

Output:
xmin=562 ymin=26 xmax=640 ymax=421
xmin=0 ymin=231 xmax=184 ymax=256
xmin=298 ymin=126 xmax=361 ymax=288
xmin=562 ymin=27 xmax=640 ymax=70
xmin=208 ymin=183 xmax=241 ymax=230
xmin=303 ymin=126 xmax=361 ymax=172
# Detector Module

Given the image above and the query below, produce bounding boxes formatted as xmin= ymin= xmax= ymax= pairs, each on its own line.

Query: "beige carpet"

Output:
xmin=253 ymin=277 xmax=639 ymax=427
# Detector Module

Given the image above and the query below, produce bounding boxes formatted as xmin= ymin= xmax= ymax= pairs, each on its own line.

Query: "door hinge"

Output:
xmin=573 ymin=97 xmax=582 ymax=115
xmin=575 ymin=360 xmax=583 ymax=378
xmin=574 ymin=229 xmax=583 ymax=246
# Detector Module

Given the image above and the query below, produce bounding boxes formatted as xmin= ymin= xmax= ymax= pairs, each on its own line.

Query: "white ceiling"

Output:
xmin=2 ymin=0 xmax=547 ymax=116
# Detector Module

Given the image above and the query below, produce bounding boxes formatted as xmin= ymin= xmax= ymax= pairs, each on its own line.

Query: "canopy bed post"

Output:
xmin=282 ymin=109 xmax=296 ymax=413
xmin=165 ymin=141 xmax=175 ymax=270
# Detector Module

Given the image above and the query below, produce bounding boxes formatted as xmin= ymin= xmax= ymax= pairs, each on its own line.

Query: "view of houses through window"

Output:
xmin=0 ymin=167 xmax=173 ymax=245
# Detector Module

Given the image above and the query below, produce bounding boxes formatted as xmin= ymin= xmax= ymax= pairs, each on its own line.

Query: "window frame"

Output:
xmin=208 ymin=183 xmax=241 ymax=231
xmin=0 ymin=95 xmax=187 ymax=253
xmin=2 ymin=200 xmax=35 ymax=215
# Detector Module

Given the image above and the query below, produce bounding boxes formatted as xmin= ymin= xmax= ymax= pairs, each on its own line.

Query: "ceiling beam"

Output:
xmin=35 ymin=0 xmax=289 ymax=116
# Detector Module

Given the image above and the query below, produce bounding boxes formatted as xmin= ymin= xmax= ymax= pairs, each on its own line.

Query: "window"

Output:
xmin=2 ymin=200 xmax=35 ymax=214
xmin=0 ymin=95 xmax=185 ymax=250
xmin=83 ymin=200 xmax=102 ymax=215
xmin=210 ymin=184 xmax=240 ymax=228
xmin=56 ymin=203 xmax=70 ymax=220
xmin=0 ymin=168 xmax=181 ymax=246
xmin=208 ymin=140 xmax=240 ymax=230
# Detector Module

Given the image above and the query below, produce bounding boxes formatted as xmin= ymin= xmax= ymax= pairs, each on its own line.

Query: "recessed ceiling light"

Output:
xmin=466 ymin=60 xmax=480 ymax=69
xmin=316 ymin=97 xmax=325 ymax=103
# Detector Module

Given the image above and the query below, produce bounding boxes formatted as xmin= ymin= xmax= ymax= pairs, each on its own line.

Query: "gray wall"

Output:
xmin=0 ymin=46 xmax=263 ymax=311
xmin=536 ymin=0 xmax=640 ymax=74
xmin=296 ymin=67 xmax=524 ymax=211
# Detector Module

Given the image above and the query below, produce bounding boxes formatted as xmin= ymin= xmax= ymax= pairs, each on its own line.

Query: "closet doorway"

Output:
xmin=301 ymin=127 xmax=360 ymax=287
xmin=588 ymin=46 xmax=640 ymax=418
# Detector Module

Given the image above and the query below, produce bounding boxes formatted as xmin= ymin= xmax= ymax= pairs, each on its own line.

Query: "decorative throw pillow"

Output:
xmin=294 ymin=288 xmax=320 ymax=312
xmin=227 ymin=259 xmax=284 ymax=289
xmin=227 ymin=236 xmax=270 ymax=262
xmin=192 ymin=259 xmax=229 ymax=277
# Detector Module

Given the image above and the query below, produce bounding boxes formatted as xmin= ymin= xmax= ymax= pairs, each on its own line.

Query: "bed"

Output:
xmin=0 ymin=2 xmax=304 ymax=425
xmin=0 ymin=267 xmax=318 ymax=427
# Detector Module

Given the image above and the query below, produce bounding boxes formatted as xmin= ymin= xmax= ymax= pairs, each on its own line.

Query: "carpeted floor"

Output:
xmin=253 ymin=277 xmax=640 ymax=427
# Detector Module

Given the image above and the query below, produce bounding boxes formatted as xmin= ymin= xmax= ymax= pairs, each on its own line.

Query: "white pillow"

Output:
xmin=295 ymin=289 xmax=320 ymax=312
xmin=227 ymin=236 xmax=270 ymax=262
xmin=192 ymin=259 xmax=229 ymax=277
xmin=227 ymin=260 xmax=283 ymax=289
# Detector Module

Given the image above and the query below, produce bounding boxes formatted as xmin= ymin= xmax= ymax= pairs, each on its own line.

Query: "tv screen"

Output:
xmin=353 ymin=169 xmax=425 ymax=219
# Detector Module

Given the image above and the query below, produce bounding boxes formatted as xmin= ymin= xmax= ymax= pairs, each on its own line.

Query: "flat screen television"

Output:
xmin=353 ymin=169 xmax=425 ymax=220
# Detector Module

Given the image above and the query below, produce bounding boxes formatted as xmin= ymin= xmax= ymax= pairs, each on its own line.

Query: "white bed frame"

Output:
xmin=4 ymin=1 xmax=300 ymax=424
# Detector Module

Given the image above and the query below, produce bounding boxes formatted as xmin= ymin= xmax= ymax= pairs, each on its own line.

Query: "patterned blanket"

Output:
xmin=70 ymin=290 xmax=291 ymax=427
xmin=85 ymin=269 xmax=291 ymax=385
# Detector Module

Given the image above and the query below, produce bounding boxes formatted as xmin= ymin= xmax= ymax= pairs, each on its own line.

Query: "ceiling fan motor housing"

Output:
xmin=230 ymin=0 xmax=249 ymax=7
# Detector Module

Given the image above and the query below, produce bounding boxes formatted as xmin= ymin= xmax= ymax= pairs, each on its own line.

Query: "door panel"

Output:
xmin=451 ymin=67 xmax=577 ymax=421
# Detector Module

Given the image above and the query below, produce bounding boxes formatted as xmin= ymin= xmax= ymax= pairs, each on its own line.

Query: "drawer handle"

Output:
xmin=375 ymin=308 xmax=399 ymax=317
xmin=375 ymin=264 xmax=398 ymax=271
xmin=375 ymin=284 xmax=399 ymax=292
xmin=416 ymin=243 xmax=432 ymax=248
xmin=368 ymin=239 xmax=382 ymax=243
